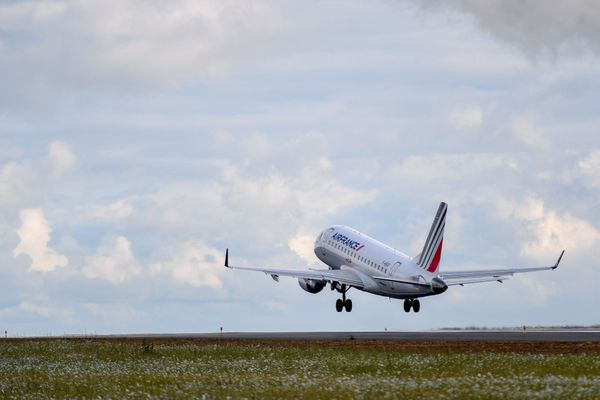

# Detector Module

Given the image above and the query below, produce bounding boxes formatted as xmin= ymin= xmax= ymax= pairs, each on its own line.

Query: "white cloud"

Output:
xmin=219 ymin=164 xmax=379 ymax=237
xmin=0 ymin=140 xmax=76 ymax=216
xmin=386 ymin=153 xmax=515 ymax=188
xmin=47 ymin=141 xmax=76 ymax=178
xmin=510 ymin=115 xmax=550 ymax=150
xmin=84 ymin=303 xmax=137 ymax=323
xmin=135 ymin=163 xmax=378 ymax=251
xmin=493 ymin=196 xmax=545 ymax=222
xmin=513 ymin=275 xmax=559 ymax=304
xmin=448 ymin=105 xmax=483 ymax=133
xmin=152 ymin=241 xmax=224 ymax=288
xmin=0 ymin=161 xmax=36 ymax=215
xmin=0 ymin=0 xmax=286 ymax=95
xmin=211 ymin=129 xmax=234 ymax=147
xmin=82 ymin=236 xmax=140 ymax=284
xmin=578 ymin=150 xmax=600 ymax=188
xmin=288 ymin=233 xmax=317 ymax=265
xmin=521 ymin=209 xmax=600 ymax=262
xmin=239 ymin=133 xmax=273 ymax=164
xmin=89 ymin=199 xmax=133 ymax=221
xmin=13 ymin=208 xmax=68 ymax=272
xmin=0 ymin=1 xmax=67 ymax=26
xmin=480 ymin=195 xmax=600 ymax=262
xmin=19 ymin=301 xmax=72 ymax=320
xmin=19 ymin=301 xmax=52 ymax=318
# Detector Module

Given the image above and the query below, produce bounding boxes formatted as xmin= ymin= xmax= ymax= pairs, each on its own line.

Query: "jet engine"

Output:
xmin=298 ymin=278 xmax=326 ymax=294
xmin=431 ymin=277 xmax=448 ymax=294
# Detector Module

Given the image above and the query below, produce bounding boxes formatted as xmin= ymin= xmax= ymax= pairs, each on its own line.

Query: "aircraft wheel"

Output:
xmin=412 ymin=299 xmax=420 ymax=313
xmin=403 ymin=299 xmax=412 ymax=313
xmin=336 ymin=299 xmax=344 ymax=312
xmin=344 ymin=299 xmax=353 ymax=312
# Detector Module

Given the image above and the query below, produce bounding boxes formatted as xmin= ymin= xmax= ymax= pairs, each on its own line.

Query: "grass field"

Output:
xmin=0 ymin=339 xmax=598 ymax=399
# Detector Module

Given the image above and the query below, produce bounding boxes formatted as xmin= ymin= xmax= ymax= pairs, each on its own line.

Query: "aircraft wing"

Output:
xmin=438 ymin=250 xmax=564 ymax=285
xmin=223 ymin=249 xmax=365 ymax=288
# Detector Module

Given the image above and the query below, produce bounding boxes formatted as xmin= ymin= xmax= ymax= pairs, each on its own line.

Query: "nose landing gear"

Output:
xmin=403 ymin=299 xmax=420 ymax=313
xmin=334 ymin=284 xmax=353 ymax=312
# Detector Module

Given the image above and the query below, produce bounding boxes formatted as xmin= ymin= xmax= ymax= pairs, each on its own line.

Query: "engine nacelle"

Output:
xmin=431 ymin=277 xmax=448 ymax=294
xmin=298 ymin=278 xmax=326 ymax=294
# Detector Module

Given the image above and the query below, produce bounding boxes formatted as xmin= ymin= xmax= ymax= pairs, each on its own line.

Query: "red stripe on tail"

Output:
xmin=427 ymin=239 xmax=443 ymax=273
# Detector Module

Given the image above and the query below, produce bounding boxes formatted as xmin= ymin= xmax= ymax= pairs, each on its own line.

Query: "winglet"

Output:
xmin=552 ymin=250 xmax=565 ymax=270
xmin=224 ymin=248 xmax=230 ymax=268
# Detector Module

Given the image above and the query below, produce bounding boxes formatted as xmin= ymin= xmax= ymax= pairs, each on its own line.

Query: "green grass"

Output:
xmin=0 ymin=340 xmax=598 ymax=399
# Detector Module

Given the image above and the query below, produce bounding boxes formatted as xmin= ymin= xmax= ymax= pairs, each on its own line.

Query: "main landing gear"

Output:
xmin=403 ymin=299 xmax=420 ymax=313
xmin=334 ymin=283 xmax=352 ymax=312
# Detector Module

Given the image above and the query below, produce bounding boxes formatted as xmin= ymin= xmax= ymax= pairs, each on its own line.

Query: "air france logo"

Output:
xmin=332 ymin=233 xmax=365 ymax=251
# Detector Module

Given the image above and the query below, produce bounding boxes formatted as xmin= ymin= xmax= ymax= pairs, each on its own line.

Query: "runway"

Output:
xmin=106 ymin=329 xmax=600 ymax=342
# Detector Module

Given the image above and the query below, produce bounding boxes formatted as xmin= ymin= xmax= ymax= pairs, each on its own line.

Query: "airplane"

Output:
xmin=224 ymin=202 xmax=564 ymax=313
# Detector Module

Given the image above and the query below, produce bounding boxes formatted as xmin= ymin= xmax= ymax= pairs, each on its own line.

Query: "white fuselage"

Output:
xmin=313 ymin=225 xmax=438 ymax=299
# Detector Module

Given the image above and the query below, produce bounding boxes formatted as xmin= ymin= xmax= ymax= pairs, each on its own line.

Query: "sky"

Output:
xmin=1 ymin=0 xmax=599 ymax=335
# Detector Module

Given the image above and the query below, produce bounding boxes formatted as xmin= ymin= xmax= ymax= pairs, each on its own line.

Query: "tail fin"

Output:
xmin=417 ymin=202 xmax=447 ymax=274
